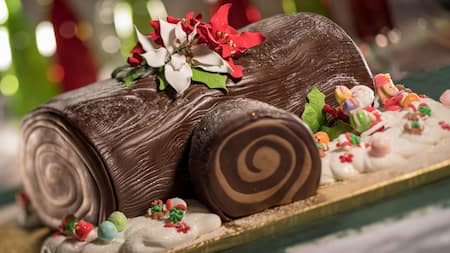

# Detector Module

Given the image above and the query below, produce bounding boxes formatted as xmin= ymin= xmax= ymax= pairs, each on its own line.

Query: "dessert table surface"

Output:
xmin=0 ymin=65 xmax=449 ymax=253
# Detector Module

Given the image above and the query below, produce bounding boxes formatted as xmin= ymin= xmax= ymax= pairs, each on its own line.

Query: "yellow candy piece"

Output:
xmin=335 ymin=85 xmax=352 ymax=105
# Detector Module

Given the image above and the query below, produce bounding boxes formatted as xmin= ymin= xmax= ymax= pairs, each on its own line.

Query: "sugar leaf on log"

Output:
xmin=123 ymin=66 xmax=148 ymax=87
xmin=301 ymin=86 xmax=326 ymax=132
xmin=320 ymin=120 xmax=353 ymax=140
xmin=191 ymin=68 xmax=228 ymax=91
xmin=157 ymin=67 xmax=168 ymax=91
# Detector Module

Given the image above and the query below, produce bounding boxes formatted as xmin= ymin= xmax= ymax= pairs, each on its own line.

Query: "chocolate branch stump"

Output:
xmin=189 ymin=99 xmax=321 ymax=220
xmin=20 ymin=12 xmax=372 ymax=228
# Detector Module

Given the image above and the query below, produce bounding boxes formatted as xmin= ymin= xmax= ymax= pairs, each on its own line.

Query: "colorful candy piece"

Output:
xmin=418 ymin=103 xmax=431 ymax=117
xmin=314 ymin=131 xmax=330 ymax=157
xmin=168 ymin=207 xmax=185 ymax=224
xmin=440 ymin=89 xmax=450 ymax=106
xmin=400 ymin=93 xmax=420 ymax=108
xmin=374 ymin=73 xmax=399 ymax=104
xmin=107 ymin=211 xmax=127 ymax=232
xmin=404 ymin=120 xmax=423 ymax=135
xmin=349 ymin=109 xmax=376 ymax=132
xmin=166 ymin=198 xmax=187 ymax=211
xmin=342 ymin=98 xmax=360 ymax=114
xmin=148 ymin=199 xmax=165 ymax=220
xmin=382 ymin=92 xmax=403 ymax=111
xmin=314 ymin=131 xmax=330 ymax=145
xmin=59 ymin=214 xmax=78 ymax=235
xmin=98 ymin=220 xmax=118 ymax=241
xmin=369 ymin=138 xmax=391 ymax=157
xmin=74 ymin=220 xmax=94 ymax=241
xmin=335 ymin=85 xmax=353 ymax=105
xmin=350 ymin=85 xmax=375 ymax=108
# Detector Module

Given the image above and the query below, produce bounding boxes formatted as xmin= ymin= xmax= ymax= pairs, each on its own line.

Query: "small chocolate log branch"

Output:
xmin=20 ymin=13 xmax=372 ymax=227
xmin=189 ymin=99 xmax=321 ymax=220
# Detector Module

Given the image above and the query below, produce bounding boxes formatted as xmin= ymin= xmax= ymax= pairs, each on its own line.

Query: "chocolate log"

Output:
xmin=20 ymin=13 xmax=372 ymax=227
xmin=189 ymin=99 xmax=321 ymax=220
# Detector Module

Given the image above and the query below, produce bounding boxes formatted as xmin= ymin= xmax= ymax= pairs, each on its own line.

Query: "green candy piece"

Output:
xmin=169 ymin=208 xmax=185 ymax=223
xmin=65 ymin=216 xmax=78 ymax=233
xmin=151 ymin=205 xmax=163 ymax=213
xmin=349 ymin=133 xmax=361 ymax=145
xmin=411 ymin=120 xmax=420 ymax=128
xmin=350 ymin=110 xmax=373 ymax=132
xmin=107 ymin=211 xmax=128 ymax=232
xmin=418 ymin=105 xmax=431 ymax=116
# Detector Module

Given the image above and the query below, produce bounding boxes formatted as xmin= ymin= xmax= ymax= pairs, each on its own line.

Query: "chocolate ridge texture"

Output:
xmin=20 ymin=12 xmax=372 ymax=227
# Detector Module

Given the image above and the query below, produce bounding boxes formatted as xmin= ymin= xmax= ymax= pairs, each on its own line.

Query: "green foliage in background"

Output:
xmin=3 ymin=0 xmax=59 ymax=117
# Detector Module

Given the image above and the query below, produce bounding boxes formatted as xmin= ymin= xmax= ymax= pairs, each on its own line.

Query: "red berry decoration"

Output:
xmin=74 ymin=220 xmax=94 ymax=241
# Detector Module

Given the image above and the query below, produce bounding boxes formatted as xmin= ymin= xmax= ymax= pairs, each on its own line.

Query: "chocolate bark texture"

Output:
xmin=20 ymin=12 xmax=372 ymax=227
xmin=189 ymin=99 xmax=321 ymax=220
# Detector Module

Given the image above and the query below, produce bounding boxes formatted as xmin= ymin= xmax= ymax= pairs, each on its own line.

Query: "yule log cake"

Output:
xmin=19 ymin=8 xmax=371 ymax=228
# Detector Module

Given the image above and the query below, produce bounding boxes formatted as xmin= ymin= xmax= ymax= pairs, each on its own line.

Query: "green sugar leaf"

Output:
xmin=111 ymin=64 xmax=133 ymax=79
xmin=191 ymin=68 xmax=228 ymax=91
xmin=302 ymin=103 xmax=321 ymax=132
xmin=123 ymin=66 xmax=148 ymax=87
xmin=320 ymin=120 xmax=353 ymax=140
xmin=301 ymin=86 xmax=326 ymax=132
xmin=157 ymin=67 xmax=168 ymax=91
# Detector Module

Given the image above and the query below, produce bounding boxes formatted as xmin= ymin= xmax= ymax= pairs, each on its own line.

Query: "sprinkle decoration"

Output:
xmin=439 ymin=121 xmax=450 ymax=131
xmin=59 ymin=214 xmax=78 ymax=235
xmin=339 ymin=153 xmax=354 ymax=163
xmin=148 ymin=199 xmax=165 ymax=220
xmin=164 ymin=221 xmax=191 ymax=233
xmin=148 ymin=197 xmax=190 ymax=234
xmin=418 ymin=103 xmax=431 ymax=117
xmin=168 ymin=208 xmax=186 ymax=224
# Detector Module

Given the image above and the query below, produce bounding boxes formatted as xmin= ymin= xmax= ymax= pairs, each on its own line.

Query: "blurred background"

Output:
xmin=0 ymin=0 xmax=450 ymax=202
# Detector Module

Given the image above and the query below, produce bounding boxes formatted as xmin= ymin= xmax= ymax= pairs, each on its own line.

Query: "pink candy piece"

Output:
xmin=369 ymin=138 xmax=391 ymax=158
xmin=439 ymin=89 xmax=450 ymax=106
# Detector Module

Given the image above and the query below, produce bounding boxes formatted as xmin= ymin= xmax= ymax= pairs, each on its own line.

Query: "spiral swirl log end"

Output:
xmin=20 ymin=110 xmax=116 ymax=228
xmin=189 ymin=99 xmax=321 ymax=220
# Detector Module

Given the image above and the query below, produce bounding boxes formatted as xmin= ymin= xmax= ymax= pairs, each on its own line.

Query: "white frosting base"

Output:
xmin=40 ymin=98 xmax=450 ymax=253
xmin=321 ymin=98 xmax=450 ymax=184
xmin=41 ymin=200 xmax=221 ymax=253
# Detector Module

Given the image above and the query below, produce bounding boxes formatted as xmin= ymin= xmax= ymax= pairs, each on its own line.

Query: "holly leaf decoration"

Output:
xmin=301 ymin=86 xmax=326 ymax=132
xmin=157 ymin=67 xmax=168 ymax=91
xmin=320 ymin=120 xmax=353 ymax=140
xmin=191 ymin=68 xmax=228 ymax=91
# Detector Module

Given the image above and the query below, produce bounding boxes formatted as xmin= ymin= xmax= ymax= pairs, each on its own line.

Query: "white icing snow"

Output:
xmin=40 ymin=200 xmax=221 ymax=253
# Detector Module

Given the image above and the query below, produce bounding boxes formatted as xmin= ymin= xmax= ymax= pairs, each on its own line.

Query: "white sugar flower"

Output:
xmin=135 ymin=20 xmax=231 ymax=94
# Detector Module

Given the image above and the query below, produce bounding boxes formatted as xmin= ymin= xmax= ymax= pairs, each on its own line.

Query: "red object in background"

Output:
xmin=209 ymin=0 xmax=261 ymax=29
xmin=348 ymin=0 xmax=393 ymax=40
xmin=50 ymin=0 xmax=97 ymax=91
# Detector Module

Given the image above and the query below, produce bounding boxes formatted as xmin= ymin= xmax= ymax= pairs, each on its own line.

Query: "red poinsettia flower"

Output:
xmin=197 ymin=4 xmax=265 ymax=78
xmin=127 ymin=43 xmax=145 ymax=66
xmin=150 ymin=12 xmax=203 ymax=46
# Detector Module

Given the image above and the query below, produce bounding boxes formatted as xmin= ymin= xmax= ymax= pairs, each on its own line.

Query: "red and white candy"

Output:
xmin=74 ymin=220 xmax=96 ymax=242
xmin=165 ymin=197 xmax=187 ymax=211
